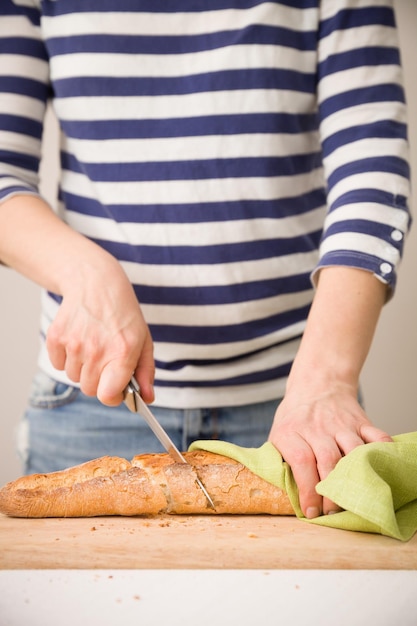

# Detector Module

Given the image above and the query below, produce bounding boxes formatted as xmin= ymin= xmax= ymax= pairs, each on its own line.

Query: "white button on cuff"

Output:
xmin=380 ymin=262 xmax=392 ymax=275
xmin=391 ymin=229 xmax=403 ymax=241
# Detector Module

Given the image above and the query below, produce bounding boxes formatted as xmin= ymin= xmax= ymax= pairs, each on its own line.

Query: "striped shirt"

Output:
xmin=0 ymin=0 xmax=411 ymax=408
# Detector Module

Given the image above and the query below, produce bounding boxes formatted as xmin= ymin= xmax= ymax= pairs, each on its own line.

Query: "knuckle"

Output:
xmin=290 ymin=446 xmax=314 ymax=466
xmin=66 ymin=336 xmax=83 ymax=357
xmin=316 ymin=448 xmax=339 ymax=474
xmin=80 ymin=381 xmax=97 ymax=397
xmin=46 ymin=324 xmax=61 ymax=347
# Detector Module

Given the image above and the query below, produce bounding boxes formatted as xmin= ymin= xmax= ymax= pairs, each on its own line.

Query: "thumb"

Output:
xmin=96 ymin=360 xmax=133 ymax=406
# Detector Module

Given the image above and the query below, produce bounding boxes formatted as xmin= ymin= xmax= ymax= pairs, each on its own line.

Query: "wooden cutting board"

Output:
xmin=1 ymin=513 xmax=416 ymax=569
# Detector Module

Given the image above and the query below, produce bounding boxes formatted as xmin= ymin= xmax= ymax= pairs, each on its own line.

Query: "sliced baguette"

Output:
xmin=0 ymin=450 xmax=294 ymax=518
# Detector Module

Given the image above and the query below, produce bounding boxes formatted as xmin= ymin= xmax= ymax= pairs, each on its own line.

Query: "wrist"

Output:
xmin=284 ymin=266 xmax=386 ymax=399
xmin=285 ymin=353 xmax=359 ymax=401
xmin=57 ymin=243 xmax=121 ymax=297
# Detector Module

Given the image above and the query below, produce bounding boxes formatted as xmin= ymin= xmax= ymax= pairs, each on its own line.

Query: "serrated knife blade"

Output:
xmin=123 ymin=376 xmax=215 ymax=510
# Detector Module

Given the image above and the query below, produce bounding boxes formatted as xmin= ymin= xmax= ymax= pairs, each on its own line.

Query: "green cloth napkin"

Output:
xmin=189 ymin=432 xmax=417 ymax=541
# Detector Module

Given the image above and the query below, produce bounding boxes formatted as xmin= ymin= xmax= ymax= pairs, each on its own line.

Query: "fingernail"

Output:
xmin=306 ymin=507 xmax=320 ymax=519
xmin=327 ymin=510 xmax=339 ymax=515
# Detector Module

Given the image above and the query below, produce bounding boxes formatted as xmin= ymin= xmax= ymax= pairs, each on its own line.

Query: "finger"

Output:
xmin=311 ymin=439 xmax=345 ymax=515
xmin=360 ymin=424 xmax=393 ymax=444
xmin=46 ymin=325 xmax=67 ymax=371
xmin=335 ymin=431 xmax=364 ymax=457
xmin=134 ymin=335 xmax=155 ymax=403
xmin=64 ymin=359 xmax=83 ymax=384
xmin=96 ymin=361 xmax=133 ymax=406
xmin=315 ymin=440 xmax=343 ymax=480
xmin=79 ymin=363 xmax=101 ymax=397
xmin=60 ymin=335 xmax=85 ymax=383
xmin=277 ymin=436 xmax=323 ymax=519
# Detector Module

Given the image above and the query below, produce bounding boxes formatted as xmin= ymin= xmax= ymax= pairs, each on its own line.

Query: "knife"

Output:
xmin=123 ymin=376 xmax=215 ymax=510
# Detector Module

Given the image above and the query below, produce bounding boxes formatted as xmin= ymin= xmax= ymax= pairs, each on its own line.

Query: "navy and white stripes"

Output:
xmin=0 ymin=0 xmax=411 ymax=407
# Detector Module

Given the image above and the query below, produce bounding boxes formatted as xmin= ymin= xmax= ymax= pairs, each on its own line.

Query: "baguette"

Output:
xmin=0 ymin=450 xmax=294 ymax=518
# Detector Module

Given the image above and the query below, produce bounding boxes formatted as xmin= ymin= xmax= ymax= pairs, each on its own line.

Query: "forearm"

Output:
xmin=287 ymin=266 xmax=387 ymax=397
xmin=0 ymin=194 xmax=155 ymax=404
xmin=269 ymin=266 xmax=391 ymax=518
xmin=0 ymin=194 xmax=121 ymax=295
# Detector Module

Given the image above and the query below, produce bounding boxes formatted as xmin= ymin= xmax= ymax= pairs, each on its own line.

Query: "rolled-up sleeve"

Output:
xmin=314 ymin=0 xmax=411 ymax=293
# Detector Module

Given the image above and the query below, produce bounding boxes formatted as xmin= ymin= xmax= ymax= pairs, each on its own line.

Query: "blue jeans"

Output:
xmin=17 ymin=372 xmax=280 ymax=474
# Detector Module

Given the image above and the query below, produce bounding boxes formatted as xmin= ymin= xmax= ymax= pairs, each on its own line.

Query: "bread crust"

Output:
xmin=0 ymin=451 xmax=294 ymax=518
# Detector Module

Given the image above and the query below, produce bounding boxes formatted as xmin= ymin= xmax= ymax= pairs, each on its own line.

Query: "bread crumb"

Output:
xmin=90 ymin=526 xmax=97 ymax=531
xmin=247 ymin=532 xmax=258 ymax=538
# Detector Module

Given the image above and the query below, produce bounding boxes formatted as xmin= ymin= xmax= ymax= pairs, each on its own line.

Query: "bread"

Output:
xmin=0 ymin=450 xmax=294 ymax=518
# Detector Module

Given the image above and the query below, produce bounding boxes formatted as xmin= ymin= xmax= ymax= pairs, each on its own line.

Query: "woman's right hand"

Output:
xmin=0 ymin=195 xmax=155 ymax=405
xmin=46 ymin=254 xmax=155 ymax=406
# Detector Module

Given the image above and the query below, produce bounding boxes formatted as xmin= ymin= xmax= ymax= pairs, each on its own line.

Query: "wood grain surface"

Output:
xmin=1 ymin=513 xmax=416 ymax=570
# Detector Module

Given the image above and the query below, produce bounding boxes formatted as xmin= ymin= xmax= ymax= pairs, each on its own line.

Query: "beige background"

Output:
xmin=0 ymin=0 xmax=416 ymax=485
